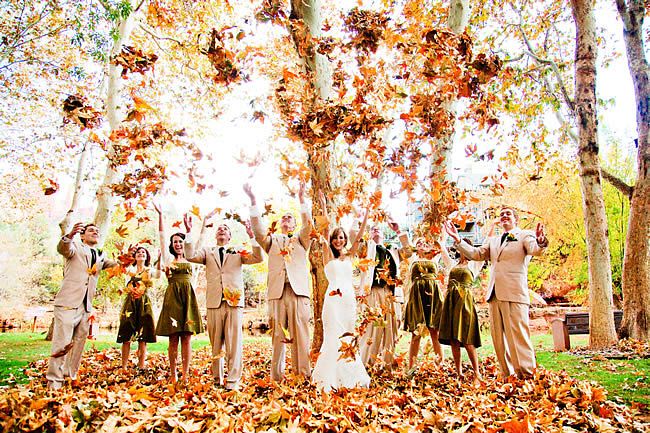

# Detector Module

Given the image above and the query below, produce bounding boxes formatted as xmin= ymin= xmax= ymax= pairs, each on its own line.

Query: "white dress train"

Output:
xmin=312 ymin=258 xmax=370 ymax=391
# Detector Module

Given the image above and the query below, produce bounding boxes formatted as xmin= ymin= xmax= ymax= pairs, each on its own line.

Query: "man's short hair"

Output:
xmin=81 ymin=223 xmax=98 ymax=234
xmin=500 ymin=206 xmax=519 ymax=220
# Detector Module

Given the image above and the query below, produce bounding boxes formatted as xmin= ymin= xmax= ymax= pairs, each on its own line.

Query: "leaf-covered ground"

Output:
xmin=1 ymin=341 xmax=647 ymax=432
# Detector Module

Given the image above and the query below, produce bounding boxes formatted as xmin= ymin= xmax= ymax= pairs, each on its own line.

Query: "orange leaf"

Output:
xmin=115 ymin=225 xmax=129 ymax=238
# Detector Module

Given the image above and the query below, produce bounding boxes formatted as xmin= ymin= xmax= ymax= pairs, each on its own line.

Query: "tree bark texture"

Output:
xmin=615 ymin=0 xmax=650 ymax=341
xmin=94 ymin=13 xmax=135 ymax=246
xmin=58 ymin=143 xmax=90 ymax=236
xmin=571 ymin=0 xmax=618 ymax=348
xmin=289 ymin=0 xmax=333 ymax=353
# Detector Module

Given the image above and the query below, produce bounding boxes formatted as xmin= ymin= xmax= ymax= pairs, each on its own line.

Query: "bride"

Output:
xmin=312 ymin=191 xmax=371 ymax=392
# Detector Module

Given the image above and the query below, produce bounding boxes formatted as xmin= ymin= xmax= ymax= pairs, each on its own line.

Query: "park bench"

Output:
xmin=550 ymin=310 xmax=623 ymax=351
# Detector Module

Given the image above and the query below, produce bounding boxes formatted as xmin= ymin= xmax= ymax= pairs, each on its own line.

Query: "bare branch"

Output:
xmin=601 ymin=168 xmax=634 ymax=200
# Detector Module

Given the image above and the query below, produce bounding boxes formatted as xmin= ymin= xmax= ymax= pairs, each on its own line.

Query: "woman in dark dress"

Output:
xmin=154 ymin=204 xmax=204 ymax=384
xmin=438 ymin=239 xmax=483 ymax=383
xmin=403 ymin=238 xmax=450 ymax=369
xmin=117 ymin=246 xmax=159 ymax=372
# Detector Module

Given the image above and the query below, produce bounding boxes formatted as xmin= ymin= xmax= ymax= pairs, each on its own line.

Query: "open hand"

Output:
xmin=443 ymin=221 xmax=461 ymax=243
xmin=183 ymin=213 xmax=192 ymax=232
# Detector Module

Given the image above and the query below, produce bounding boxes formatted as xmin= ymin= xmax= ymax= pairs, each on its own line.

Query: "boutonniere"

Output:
xmin=225 ymin=247 xmax=237 ymax=255
xmin=96 ymin=249 xmax=103 ymax=256
xmin=287 ymin=231 xmax=294 ymax=238
xmin=505 ymin=233 xmax=518 ymax=243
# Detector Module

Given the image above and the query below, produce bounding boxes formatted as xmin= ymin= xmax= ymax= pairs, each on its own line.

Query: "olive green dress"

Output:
xmin=117 ymin=268 xmax=157 ymax=343
xmin=155 ymin=262 xmax=204 ymax=336
xmin=438 ymin=266 xmax=481 ymax=348
xmin=403 ymin=260 xmax=444 ymax=332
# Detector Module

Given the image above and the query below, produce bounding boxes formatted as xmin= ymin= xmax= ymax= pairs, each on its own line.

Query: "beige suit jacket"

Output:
xmin=250 ymin=204 xmax=313 ymax=300
xmin=55 ymin=237 xmax=117 ymax=312
xmin=185 ymin=240 xmax=263 ymax=308
xmin=455 ymin=227 xmax=547 ymax=304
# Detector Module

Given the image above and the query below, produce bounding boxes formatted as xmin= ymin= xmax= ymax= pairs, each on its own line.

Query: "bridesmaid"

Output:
xmin=438 ymin=238 xmax=483 ymax=384
xmin=403 ymin=237 xmax=452 ymax=369
xmin=154 ymin=203 xmax=204 ymax=383
xmin=116 ymin=245 xmax=160 ymax=372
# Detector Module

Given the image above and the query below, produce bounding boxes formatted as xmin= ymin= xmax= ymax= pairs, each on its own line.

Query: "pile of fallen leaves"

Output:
xmin=571 ymin=338 xmax=650 ymax=360
xmin=1 ymin=341 xmax=646 ymax=432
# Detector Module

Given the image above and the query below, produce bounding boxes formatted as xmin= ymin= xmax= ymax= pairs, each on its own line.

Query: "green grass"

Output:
xmin=1 ymin=331 xmax=648 ymax=408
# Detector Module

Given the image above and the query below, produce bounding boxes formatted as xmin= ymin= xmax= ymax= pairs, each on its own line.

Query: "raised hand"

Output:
xmin=536 ymin=222 xmax=547 ymax=244
xmin=244 ymin=220 xmax=254 ymax=239
xmin=66 ymin=222 xmax=85 ymax=239
xmin=443 ymin=221 xmax=461 ymax=243
xmin=183 ymin=213 xmax=192 ymax=233
xmin=243 ymin=183 xmax=256 ymax=205
xmin=387 ymin=221 xmax=400 ymax=234
xmin=298 ymin=182 xmax=306 ymax=204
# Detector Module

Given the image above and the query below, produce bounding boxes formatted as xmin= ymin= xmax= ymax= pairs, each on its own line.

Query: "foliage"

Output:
xmin=0 ymin=337 xmax=647 ymax=432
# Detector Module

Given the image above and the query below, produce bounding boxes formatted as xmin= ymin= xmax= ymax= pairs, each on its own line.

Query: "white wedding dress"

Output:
xmin=312 ymin=258 xmax=370 ymax=391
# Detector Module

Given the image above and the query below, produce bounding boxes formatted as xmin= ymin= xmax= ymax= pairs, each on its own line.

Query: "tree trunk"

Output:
xmin=430 ymin=0 xmax=470 ymax=179
xmin=93 ymin=13 xmax=136 ymax=246
xmin=615 ymin=0 xmax=650 ymax=340
xmin=58 ymin=143 xmax=90 ymax=236
xmin=289 ymin=0 xmax=333 ymax=352
xmin=571 ymin=0 xmax=617 ymax=348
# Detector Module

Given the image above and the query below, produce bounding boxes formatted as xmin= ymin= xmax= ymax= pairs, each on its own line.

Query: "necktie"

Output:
xmin=500 ymin=232 xmax=509 ymax=245
xmin=90 ymin=248 xmax=97 ymax=267
xmin=219 ymin=247 xmax=224 ymax=265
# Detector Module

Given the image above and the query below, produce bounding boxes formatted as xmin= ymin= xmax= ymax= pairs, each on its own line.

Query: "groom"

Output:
xmin=354 ymin=222 xmax=410 ymax=370
xmin=184 ymin=218 xmax=263 ymax=390
xmin=244 ymin=183 xmax=313 ymax=381
xmin=47 ymin=222 xmax=117 ymax=390
xmin=445 ymin=207 xmax=548 ymax=378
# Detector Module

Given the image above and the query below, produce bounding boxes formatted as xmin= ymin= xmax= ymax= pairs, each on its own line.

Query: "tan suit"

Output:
xmin=47 ymin=237 xmax=117 ymax=388
xmin=185 ymin=238 xmax=262 ymax=389
xmin=354 ymin=233 xmax=410 ymax=369
xmin=456 ymin=227 xmax=547 ymax=377
xmin=250 ymin=204 xmax=313 ymax=381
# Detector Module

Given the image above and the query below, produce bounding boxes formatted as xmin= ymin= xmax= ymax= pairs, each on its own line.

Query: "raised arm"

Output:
xmin=349 ymin=204 xmax=371 ymax=257
xmin=244 ymin=183 xmax=272 ymax=252
xmin=57 ymin=222 xmax=84 ymax=258
xmin=242 ymin=220 xmax=264 ymax=265
xmin=522 ymin=222 xmax=548 ymax=256
xmin=297 ymin=182 xmax=314 ymax=249
xmin=183 ymin=213 xmax=207 ymax=265
xmin=154 ymin=202 xmax=170 ymax=267
xmin=444 ymin=220 xmax=490 ymax=262
xmin=388 ymin=220 xmax=413 ymax=260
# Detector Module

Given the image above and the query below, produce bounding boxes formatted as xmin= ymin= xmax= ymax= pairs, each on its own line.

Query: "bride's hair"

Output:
xmin=329 ymin=227 xmax=348 ymax=258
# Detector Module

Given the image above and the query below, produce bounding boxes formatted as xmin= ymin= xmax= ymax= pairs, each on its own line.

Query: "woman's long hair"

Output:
xmin=329 ymin=227 xmax=348 ymax=258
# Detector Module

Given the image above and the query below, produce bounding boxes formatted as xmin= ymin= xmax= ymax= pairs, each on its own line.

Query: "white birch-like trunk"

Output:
xmin=58 ymin=143 xmax=90 ymax=236
xmin=615 ymin=0 xmax=650 ymax=340
xmin=93 ymin=15 xmax=135 ymax=247
xmin=571 ymin=0 xmax=617 ymax=348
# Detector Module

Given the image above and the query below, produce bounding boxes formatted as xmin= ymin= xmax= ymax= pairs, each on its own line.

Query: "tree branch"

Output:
xmin=601 ymin=168 xmax=634 ymax=199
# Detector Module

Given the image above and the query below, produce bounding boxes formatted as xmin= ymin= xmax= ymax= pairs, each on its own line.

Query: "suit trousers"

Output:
xmin=206 ymin=304 xmax=243 ymax=389
xmin=489 ymin=299 xmax=536 ymax=377
xmin=269 ymin=283 xmax=311 ymax=381
xmin=46 ymin=305 xmax=89 ymax=386
xmin=360 ymin=286 xmax=397 ymax=370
